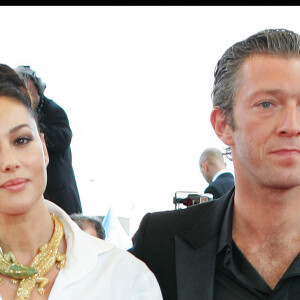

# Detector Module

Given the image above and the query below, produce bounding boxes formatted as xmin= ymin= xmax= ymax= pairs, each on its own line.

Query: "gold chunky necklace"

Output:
xmin=0 ymin=214 xmax=66 ymax=300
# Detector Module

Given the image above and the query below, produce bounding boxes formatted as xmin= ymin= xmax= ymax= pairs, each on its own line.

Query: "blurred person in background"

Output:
xmin=199 ymin=147 xmax=234 ymax=199
xmin=15 ymin=65 xmax=82 ymax=215
xmin=70 ymin=214 xmax=106 ymax=240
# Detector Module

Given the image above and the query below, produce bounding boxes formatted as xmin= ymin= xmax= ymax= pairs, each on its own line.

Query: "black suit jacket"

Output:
xmin=38 ymin=95 xmax=82 ymax=215
xmin=129 ymin=187 xmax=234 ymax=300
xmin=204 ymin=172 xmax=234 ymax=199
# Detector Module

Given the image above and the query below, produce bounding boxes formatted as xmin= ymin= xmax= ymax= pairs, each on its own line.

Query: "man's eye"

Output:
xmin=260 ymin=101 xmax=272 ymax=108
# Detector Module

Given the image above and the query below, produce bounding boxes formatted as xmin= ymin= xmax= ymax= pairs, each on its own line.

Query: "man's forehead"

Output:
xmin=241 ymin=53 xmax=300 ymax=68
xmin=236 ymin=54 xmax=300 ymax=96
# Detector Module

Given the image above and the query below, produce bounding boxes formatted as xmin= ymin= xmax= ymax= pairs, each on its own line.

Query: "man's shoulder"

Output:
xmin=41 ymin=95 xmax=65 ymax=112
xmin=149 ymin=200 xmax=214 ymax=219
xmin=211 ymin=173 xmax=234 ymax=187
xmin=146 ymin=200 xmax=210 ymax=221
xmin=130 ymin=192 xmax=232 ymax=261
xmin=142 ymin=195 xmax=229 ymax=235
xmin=41 ymin=95 xmax=53 ymax=105
xmin=215 ymin=172 xmax=234 ymax=180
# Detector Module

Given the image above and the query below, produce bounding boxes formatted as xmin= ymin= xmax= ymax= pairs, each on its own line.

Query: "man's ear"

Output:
xmin=200 ymin=162 xmax=208 ymax=173
xmin=210 ymin=107 xmax=234 ymax=146
xmin=40 ymin=132 xmax=49 ymax=167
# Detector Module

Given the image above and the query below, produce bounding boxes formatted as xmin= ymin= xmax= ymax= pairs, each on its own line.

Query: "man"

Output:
xmin=129 ymin=29 xmax=300 ymax=299
xmin=70 ymin=214 xmax=106 ymax=240
xmin=199 ymin=147 xmax=234 ymax=199
xmin=15 ymin=66 xmax=82 ymax=215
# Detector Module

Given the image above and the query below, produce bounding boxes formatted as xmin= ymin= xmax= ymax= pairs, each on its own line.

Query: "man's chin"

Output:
xmin=264 ymin=178 xmax=300 ymax=190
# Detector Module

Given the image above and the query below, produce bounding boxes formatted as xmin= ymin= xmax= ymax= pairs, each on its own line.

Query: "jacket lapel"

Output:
xmin=175 ymin=189 xmax=234 ymax=300
xmin=175 ymin=235 xmax=218 ymax=300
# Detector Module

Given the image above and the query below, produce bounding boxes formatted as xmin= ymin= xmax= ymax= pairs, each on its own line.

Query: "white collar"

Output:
xmin=45 ymin=200 xmax=114 ymax=289
xmin=212 ymin=169 xmax=228 ymax=182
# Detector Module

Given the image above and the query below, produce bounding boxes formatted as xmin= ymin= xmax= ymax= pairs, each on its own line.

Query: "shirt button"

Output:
xmin=226 ymin=247 xmax=231 ymax=254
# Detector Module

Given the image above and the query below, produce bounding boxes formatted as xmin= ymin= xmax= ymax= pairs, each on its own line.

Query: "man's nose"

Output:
xmin=277 ymin=104 xmax=300 ymax=137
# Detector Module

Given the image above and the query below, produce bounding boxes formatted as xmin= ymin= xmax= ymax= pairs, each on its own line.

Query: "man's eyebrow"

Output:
xmin=246 ymin=88 xmax=300 ymax=101
xmin=253 ymin=88 xmax=286 ymax=95
xmin=252 ymin=88 xmax=300 ymax=96
xmin=9 ymin=124 xmax=31 ymax=134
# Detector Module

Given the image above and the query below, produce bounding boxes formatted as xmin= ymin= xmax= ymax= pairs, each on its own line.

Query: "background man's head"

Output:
xmin=15 ymin=65 xmax=46 ymax=108
xmin=70 ymin=214 xmax=106 ymax=240
xmin=199 ymin=148 xmax=226 ymax=183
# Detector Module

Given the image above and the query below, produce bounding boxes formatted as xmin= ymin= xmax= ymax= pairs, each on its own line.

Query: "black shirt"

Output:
xmin=214 ymin=194 xmax=300 ymax=300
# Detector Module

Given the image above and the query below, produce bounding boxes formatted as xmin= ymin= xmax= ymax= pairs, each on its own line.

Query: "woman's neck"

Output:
xmin=0 ymin=203 xmax=54 ymax=265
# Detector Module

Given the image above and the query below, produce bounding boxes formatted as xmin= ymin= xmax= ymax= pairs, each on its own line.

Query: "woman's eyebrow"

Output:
xmin=9 ymin=124 xmax=31 ymax=134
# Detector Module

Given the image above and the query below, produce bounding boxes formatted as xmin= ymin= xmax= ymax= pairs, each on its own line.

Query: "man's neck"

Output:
xmin=234 ymin=184 xmax=300 ymax=235
xmin=211 ymin=168 xmax=228 ymax=182
xmin=232 ymin=184 xmax=300 ymax=288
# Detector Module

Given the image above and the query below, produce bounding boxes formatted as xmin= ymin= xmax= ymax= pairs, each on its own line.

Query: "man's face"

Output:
xmin=224 ymin=54 xmax=300 ymax=189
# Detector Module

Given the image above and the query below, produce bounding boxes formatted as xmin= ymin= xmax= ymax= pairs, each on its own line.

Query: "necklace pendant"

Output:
xmin=13 ymin=214 xmax=65 ymax=300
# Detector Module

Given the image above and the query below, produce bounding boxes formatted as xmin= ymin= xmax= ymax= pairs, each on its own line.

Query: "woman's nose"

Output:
xmin=0 ymin=147 xmax=20 ymax=172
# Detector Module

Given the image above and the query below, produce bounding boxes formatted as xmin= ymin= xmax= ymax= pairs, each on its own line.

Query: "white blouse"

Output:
xmin=0 ymin=201 xmax=163 ymax=300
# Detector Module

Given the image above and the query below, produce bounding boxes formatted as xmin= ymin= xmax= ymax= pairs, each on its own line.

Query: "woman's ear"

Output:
xmin=210 ymin=107 xmax=234 ymax=146
xmin=40 ymin=132 xmax=49 ymax=167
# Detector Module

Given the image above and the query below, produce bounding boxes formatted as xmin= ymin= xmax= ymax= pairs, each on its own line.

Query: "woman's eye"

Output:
xmin=14 ymin=137 xmax=32 ymax=145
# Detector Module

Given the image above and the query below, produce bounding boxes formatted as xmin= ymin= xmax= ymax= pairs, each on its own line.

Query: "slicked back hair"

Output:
xmin=212 ymin=28 xmax=300 ymax=129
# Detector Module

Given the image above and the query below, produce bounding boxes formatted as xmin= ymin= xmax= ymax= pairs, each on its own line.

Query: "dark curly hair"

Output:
xmin=0 ymin=64 xmax=38 ymax=126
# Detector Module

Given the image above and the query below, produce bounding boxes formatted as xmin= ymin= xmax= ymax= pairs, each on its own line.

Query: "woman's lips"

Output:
xmin=0 ymin=178 xmax=29 ymax=192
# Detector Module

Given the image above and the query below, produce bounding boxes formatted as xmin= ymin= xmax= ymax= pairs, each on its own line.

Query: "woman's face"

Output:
xmin=0 ymin=96 xmax=48 ymax=216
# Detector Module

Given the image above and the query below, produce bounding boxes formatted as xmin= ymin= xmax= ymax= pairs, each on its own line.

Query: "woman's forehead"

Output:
xmin=0 ymin=97 xmax=37 ymax=131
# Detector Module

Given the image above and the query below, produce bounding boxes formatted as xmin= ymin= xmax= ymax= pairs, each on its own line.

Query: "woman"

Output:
xmin=0 ymin=64 xmax=162 ymax=300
